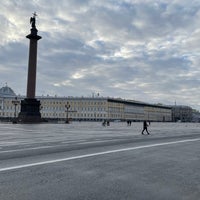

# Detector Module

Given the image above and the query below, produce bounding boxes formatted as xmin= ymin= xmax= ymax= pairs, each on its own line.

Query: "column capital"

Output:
xmin=26 ymin=28 xmax=42 ymax=40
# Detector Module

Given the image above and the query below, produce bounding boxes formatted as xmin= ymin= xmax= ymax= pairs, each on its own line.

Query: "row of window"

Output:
xmin=41 ymin=100 xmax=107 ymax=106
xmin=42 ymin=113 xmax=107 ymax=118
xmin=42 ymin=106 xmax=107 ymax=112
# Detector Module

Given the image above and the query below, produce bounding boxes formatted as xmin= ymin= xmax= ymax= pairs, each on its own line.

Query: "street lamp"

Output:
xmin=12 ymin=97 xmax=20 ymax=123
xmin=65 ymin=102 xmax=71 ymax=123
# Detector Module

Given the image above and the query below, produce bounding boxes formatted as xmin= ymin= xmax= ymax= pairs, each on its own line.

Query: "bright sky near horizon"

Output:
xmin=0 ymin=0 xmax=200 ymax=110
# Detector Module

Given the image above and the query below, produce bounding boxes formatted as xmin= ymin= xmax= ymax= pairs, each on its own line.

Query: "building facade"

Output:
xmin=171 ymin=105 xmax=193 ymax=122
xmin=0 ymin=86 xmax=172 ymax=122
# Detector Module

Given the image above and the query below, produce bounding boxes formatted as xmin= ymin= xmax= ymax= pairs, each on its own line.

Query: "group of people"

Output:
xmin=102 ymin=120 xmax=110 ymax=126
xmin=127 ymin=120 xmax=132 ymax=126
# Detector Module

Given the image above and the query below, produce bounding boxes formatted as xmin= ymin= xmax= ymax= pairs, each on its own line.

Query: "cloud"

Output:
xmin=1 ymin=0 xmax=200 ymax=110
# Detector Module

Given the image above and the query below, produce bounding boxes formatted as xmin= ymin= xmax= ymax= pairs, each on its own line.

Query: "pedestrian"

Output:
xmin=127 ymin=120 xmax=132 ymax=126
xmin=102 ymin=120 xmax=106 ymax=126
xmin=141 ymin=120 xmax=150 ymax=135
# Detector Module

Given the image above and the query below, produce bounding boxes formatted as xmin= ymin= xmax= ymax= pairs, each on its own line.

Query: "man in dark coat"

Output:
xmin=141 ymin=120 xmax=150 ymax=134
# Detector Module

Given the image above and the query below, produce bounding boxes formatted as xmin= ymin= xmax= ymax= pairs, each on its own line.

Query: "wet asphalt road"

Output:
xmin=0 ymin=122 xmax=200 ymax=200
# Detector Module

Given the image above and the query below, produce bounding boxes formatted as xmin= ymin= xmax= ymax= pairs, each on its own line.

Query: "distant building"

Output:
xmin=0 ymin=86 xmax=172 ymax=122
xmin=191 ymin=110 xmax=200 ymax=123
xmin=171 ymin=105 xmax=193 ymax=122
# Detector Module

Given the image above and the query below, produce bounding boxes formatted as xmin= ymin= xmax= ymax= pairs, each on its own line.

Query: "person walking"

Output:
xmin=141 ymin=120 xmax=150 ymax=135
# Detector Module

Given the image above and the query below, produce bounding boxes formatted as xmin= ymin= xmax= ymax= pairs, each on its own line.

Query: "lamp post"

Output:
xmin=65 ymin=102 xmax=71 ymax=123
xmin=12 ymin=97 xmax=20 ymax=123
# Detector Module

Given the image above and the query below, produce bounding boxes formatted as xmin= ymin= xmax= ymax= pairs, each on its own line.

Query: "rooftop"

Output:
xmin=0 ymin=85 xmax=16 ymax=97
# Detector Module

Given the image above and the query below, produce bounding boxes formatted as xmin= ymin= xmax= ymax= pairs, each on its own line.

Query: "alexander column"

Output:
xmin=18 ymin=12 xmax=42 ymax=123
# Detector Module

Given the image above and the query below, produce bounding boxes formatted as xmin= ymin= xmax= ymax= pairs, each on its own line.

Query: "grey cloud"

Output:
xmin=1 ymin=0 xmax=200 ymax=109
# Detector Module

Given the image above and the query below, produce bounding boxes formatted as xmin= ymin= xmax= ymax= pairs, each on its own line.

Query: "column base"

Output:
xmin=18 ymin=98 xmax=43 ymax=123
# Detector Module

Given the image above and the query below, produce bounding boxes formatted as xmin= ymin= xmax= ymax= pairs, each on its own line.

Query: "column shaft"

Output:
xmin=26 ymin=39 xmax=38 ymax=98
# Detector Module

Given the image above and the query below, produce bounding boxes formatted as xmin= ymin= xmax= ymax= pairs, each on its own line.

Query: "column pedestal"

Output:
xmin=18 ymin=98 xmax=42 ymax=123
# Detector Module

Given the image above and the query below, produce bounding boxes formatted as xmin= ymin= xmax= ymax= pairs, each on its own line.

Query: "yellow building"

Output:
xmin=0 ymin=86 xmax=172 ymax=122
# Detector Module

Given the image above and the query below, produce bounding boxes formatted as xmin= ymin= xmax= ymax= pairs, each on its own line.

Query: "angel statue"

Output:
xmin=30 ymin=12 xmax=37 ymax=28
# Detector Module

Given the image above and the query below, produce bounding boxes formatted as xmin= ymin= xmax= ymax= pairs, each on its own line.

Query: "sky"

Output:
xmin=1 ymin=0 xmax=200 ymax=110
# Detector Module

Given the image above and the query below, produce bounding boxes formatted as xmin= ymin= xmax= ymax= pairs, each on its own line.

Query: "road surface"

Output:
xmin=0 ymin=122 xmax=199 ymax=200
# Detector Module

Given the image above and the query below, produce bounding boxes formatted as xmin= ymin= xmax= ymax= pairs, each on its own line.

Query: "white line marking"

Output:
xmin=0 ymin=138 xmax=199 ymax=172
